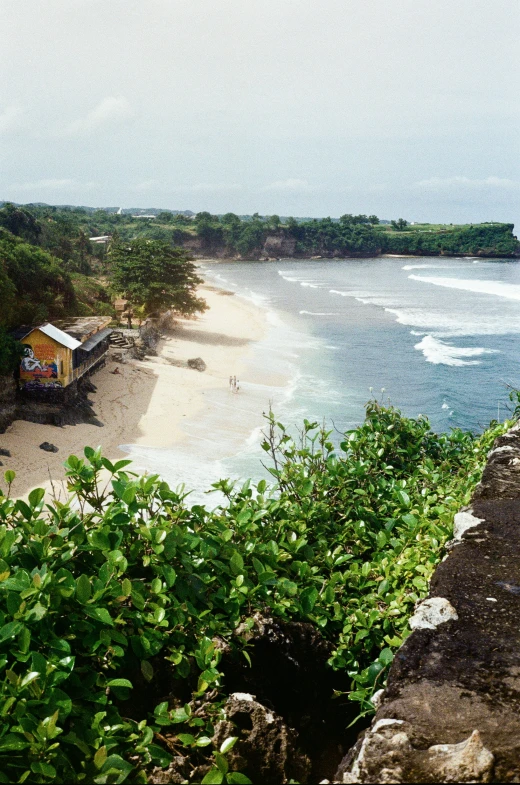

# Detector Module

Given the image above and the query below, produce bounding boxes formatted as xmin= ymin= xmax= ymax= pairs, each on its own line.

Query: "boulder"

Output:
xmin=0 ymin=448 xmax=10 ymax=457
xmin=212 ymin=693 xmax=311 ymax=784
xmin=187 ymin=357 xmax=206 ymax=372
xmin=39 ymin=442 xmax=58 ymax=453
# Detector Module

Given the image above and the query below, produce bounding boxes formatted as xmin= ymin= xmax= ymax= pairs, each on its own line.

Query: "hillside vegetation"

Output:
xmin=1 ymin=203 xmax=518 ymax=262
xmin=0 ymin=403 xmax=509 ymax=783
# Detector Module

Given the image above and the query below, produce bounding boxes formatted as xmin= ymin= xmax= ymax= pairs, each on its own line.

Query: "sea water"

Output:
xmin=124 ymin=256 xmax=520 ymax=504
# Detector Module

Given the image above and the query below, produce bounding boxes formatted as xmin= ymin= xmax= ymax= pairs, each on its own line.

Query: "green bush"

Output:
xmin=0 ymin=405 xmax=509 ymax=782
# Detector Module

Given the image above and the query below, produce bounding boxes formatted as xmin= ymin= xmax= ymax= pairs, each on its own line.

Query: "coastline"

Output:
xmin=0 ymin=285 xmax=269 ymax=499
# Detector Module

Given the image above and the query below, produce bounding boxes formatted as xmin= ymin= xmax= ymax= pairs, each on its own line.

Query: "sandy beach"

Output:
xmin=0 ymin=285 xmax=268 ymax=499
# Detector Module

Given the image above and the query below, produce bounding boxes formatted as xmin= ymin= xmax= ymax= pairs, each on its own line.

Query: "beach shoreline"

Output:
xmin=0 ymin=285 xmax=269 ymax=499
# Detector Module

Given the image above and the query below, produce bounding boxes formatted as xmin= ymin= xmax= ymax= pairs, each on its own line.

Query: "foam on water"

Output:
xmin=409 ymin=275 xmax=520 ymax=301
xmin=299 ymin=310 xmax=338 ymax=316
xmin=402 ymin=263 xmax=465 ymax=271
xmin=414 ymin=335 xmax=499 ymax=366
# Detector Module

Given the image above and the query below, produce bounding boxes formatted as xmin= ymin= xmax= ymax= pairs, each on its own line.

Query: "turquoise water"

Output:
xmin=125 ymin=256 xmax=520 ymax=503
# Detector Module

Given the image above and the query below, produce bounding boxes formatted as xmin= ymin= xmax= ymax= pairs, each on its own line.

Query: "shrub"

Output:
xmin=0 ymin=405 xmax=509 ymax=782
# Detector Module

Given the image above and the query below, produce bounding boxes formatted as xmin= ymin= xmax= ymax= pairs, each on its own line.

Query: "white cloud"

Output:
xmin=12 ymin=178 xmax=97 ymax=191
xmin=133 ymin=179 xmax=160 ymax=192
xmin=261 ymin=178 xmax=314 ymax=192
xmin=175 ymin=183 xmax=242 ymax=193
xmin=63 ymin=96 xmax=133 ymax=135
xmin=414 ymin=176 xmax=520 ymax=190
xmin=0 ymin=105 xmax=23 ymax=134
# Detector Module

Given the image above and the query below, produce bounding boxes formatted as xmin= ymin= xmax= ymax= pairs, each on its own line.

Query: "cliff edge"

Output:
xmin=337 ymin=422 xmax=520 ymax=783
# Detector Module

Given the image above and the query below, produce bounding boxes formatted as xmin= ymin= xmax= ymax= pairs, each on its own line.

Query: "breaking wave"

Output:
xmin=414 ymin=335 xmax=499 ymax=366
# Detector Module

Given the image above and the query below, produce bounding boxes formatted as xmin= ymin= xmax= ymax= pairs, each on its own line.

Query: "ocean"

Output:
xmin=124 ymin=256 xmax=520 ymax=504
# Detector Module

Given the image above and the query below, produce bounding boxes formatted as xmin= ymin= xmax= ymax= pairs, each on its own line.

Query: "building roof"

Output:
xmin=78 ymin=326 xmax=113 ymax=353
xmin=16 ymin=323 xmax=82 ymax=350
xmin=52 ymin=316 xmax=112 ymax=342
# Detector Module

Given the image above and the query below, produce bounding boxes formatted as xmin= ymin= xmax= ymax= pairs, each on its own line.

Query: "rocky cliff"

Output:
xmin=337 ymin=423 xmax=520 ymax=783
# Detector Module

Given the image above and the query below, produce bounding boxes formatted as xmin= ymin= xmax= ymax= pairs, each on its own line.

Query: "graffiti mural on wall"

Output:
xmin=20 ymin=343 xmax=62 ymax=390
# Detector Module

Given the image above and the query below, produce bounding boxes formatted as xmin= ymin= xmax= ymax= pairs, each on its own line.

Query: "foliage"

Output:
xmin=0 ymin=230 xmax=77 ymax=330
xmin=0 ymin=404 xmax=509 ymax=782
xmin=108 ymin=239 xmax=207 ymax=317
xmin=70 ymin=275 xmax=116 ymax=318
xmin=0 ymin=329 xmax=23 ymax=375
xmin=381 ymin=222 xmax=519 ymax=257
xmin=390 ymin=218 xmax=408 ymax=231
xmin=2 ymin=204 xmax=517 ymax=261
xmin=0 ymin=204 xmax=42 ymax=245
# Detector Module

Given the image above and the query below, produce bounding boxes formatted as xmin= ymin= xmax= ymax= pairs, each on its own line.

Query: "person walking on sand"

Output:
xmin=229 ymin=375 xmax=233 ymax=390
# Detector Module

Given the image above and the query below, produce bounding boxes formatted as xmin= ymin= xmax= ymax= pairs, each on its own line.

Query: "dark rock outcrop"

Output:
xmin=213 ymin=694 xmax=311 ymax=784
xmin=187 ymin=357 xmax=206 ymax=372
xmin=39 ymin=442 xmax=58 ymax=453
xmin=337 ymin=422 xmax=520 ymax=783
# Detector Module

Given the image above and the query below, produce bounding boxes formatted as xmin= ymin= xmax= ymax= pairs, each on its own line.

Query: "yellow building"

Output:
xmin=16 ymin=317 xmax=112 ymax=393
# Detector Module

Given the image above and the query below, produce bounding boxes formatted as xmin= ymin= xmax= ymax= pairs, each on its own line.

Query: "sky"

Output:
xmin=1 ymin=0 xmax=519 ymax=225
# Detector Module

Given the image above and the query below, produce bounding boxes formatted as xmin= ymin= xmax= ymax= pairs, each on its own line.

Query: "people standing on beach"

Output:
xmin=229 ymin=375 xmax=233 ymax=390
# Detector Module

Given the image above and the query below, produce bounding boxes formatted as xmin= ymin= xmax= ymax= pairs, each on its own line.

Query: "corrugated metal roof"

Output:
xmin=78 ymin=327 xmax=113 ymax=352
xmin=38 ymin=323 xmax=82 ymax=350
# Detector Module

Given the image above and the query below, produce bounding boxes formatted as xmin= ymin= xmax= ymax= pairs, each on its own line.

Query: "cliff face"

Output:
xmin=261 ymin=231 xmax=297 ymax=258
xmin=338 ymin=423 xmax=520 ymax=783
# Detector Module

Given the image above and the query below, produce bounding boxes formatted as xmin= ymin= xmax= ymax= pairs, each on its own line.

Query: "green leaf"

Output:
xmin=0 ymin=621 xmax=23 ymax=645
xmin=28 ymin=488 xmax=45 ymax=508
xmin=94 ymin=746 xmax=108 ymax=770
xmin=31 ymin=762 xmax=56 ymax=778
xmin=141 ymin=660 xmax=154 ymax=682
xmin=227 ymin=774 xmax=252 ymax=785
xmin=396 ymin=489 xmax=410 ymax=507
xmin=379 ymin=648 xmax=394 ymax=666
xmin=214 ymin=752 xmax=229 ymax=774
xmin=20 ymin=671 xmax=40 ymax=688
xmin=196 ymin=735 xmax=213 ymax=747
xmin=162 ymin=565 xmax=177 ymax=587
xmin=85 ymin=607 xmax=114 ymax=626
xmin=300 ymin=586 xmax=318 ymax=614
xmin=220 ymin=736 xmax=238 ymax=754
xmin=3 ymin=470 xmax=15 ymax=485
xmin=177 ymin=733 xmax=196 ymax=746
xmin=106 ymin=678 xmax=133 ymax=688
xmin=0 ymin=734 xmax=29 ymax=751
xmin=201 ymin=768 xmax=224 ymax=785
xmin=76 ymin=574 xmax=92 ymax=604
xmin=230 ymin=551 xmax=244 ymax=574
xmin=252 ymin=557 xmax=264 ymax=575
xmin=377 ymin=579 xmax=390 ymax=596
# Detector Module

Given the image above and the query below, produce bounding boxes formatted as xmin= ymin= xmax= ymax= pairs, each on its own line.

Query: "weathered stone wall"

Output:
xmin=337 ymin=422 xmax=520 ymax=783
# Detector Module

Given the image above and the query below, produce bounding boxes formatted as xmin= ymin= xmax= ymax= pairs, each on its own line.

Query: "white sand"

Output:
xmin=0 ymin=286 xmax=268 ymax=498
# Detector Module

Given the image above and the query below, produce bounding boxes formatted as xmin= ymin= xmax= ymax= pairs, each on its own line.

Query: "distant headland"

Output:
xmin=1 ymin=202 xmax=518 ymax=260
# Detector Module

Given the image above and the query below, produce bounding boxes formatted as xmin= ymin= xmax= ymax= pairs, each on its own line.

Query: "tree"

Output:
xmin=391 ymin=218 xmax=409 ymax=231
xmin=0 ymin=229 xmax=77 ymax=326
xmin=156 ymin=211 xmax=173 ymax=222
xmin=0 ymin=328 xmax=22 ymax=375
xmin=109 ymin=239 xmax=207 ymax=316
xmin=0 ymin=203 xmax=42 ymax=244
